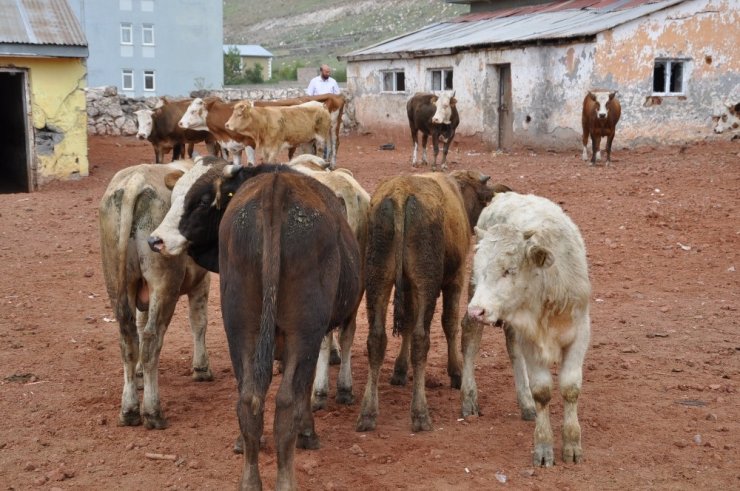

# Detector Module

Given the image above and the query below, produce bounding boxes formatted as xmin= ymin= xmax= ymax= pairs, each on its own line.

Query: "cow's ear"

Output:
xmin=588 ymin=92 xmax=596 ymax=101
xmin=474 ymin=226 xmax=489 ymax=239
xmin=527 ymin=244 xmax=554 ymax=268
xmin=430 ymin=96 xmax=438 ymax=104
xmin=450 ymin=97 xmax=458 ymax=106
xmin=164 ymin=170 xmax=184 ymax=190
xmin=609 ymin=91 xmax=618 ymax=100
xmin=733 ymin=102 xmax=740 ymax=113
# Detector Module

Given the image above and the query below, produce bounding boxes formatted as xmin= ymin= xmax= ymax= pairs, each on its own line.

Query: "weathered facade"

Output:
xmin=341 ymin=0 xmax=739 ymax=150
xmin=0 ymin=0 xmax=89 ymax=191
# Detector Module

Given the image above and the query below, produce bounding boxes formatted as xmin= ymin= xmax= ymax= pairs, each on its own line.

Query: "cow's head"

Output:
xmin=588 ymin=90 xmax=617 ymax=120
xmin=712 ymin=102 xmax=740 ymax=134
xmin=134 ymin=109 xmax=154 ymax=140
xmin=179 ymin=97 xmax=208 ymax=130
xmin=467 ymin=225 xmax=554 ymax=327
xmin=225 ymin=100 xmax=254 ymax=133
xmin=449 ymin=170 xmax=495 ymax=229
xmin=431 ymin=91 xmax=457 ymax=125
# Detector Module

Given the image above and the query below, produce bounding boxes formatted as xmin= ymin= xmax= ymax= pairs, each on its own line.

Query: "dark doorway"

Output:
xmin=0 ymin=70 xmax=32 ymax=193
xmin=497 ymin=64 xmax=513 ymax=151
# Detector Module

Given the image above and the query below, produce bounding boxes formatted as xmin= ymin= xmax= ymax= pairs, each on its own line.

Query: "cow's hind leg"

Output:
xmin=236 ymin=378 xmax=264 ymax=491
xmin=118 ymin=315 xmax=141 ymax=426
xmin=390 ymin=331 xmax=410 ymax=386
xmin=460 ymin=313 xmax=483 ymax=417
xmin=441 ymin=282 xmax=463 ymax=389
xmin=560 ymin=315 xmax=589 ymax=464
xmin=523 ymin=344 xmax=555 ymax=467
xmin=336 ymin=315 xmax=357 ymax=404
xmin=605 ymin=132 xmax=615 ymax=166
xmin=504 ymin=324 xmax=535 ymax=420
xmin=188 ymin=274 xmax=213 ymax=381
xmin=421 ymin=133 xmax=429 ymax=166
xmin=409 ymin=294 xmax=434 ymax=432
xmin=311 ymin=334 xmax=332 ymax=411
xmin=590 ymin=135 xmax=602 ymax=165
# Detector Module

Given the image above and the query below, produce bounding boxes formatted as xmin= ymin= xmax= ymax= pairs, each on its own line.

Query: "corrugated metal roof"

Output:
xmin=0 ymin=0 xmax=86 ymax=47
xmin=224 ymin=44 xmax=274 ymax=57
xmin=342 ymin=0 xmax=687 ymax=61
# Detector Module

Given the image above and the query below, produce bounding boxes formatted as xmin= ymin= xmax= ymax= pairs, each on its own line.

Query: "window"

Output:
xmin=120 ymin=23 xmax=132 ymax=44
xmin=382 ymin=70 xmax=405 ymax=92
xmin=653 ymin=59 xmax=685 ymax=95
xmin=122 ymin=69 xmax=134 ymax=90
xmin=143 ymin=70 xmax=155 ymax=91
xmin=430 ymin=68 xmax=453 ymax=91
xmin=142 ymin=24 xmax=154 ymax=45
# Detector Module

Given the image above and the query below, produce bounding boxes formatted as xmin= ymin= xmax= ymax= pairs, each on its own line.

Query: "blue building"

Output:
xmin=69 ymin=0 xmax=223 ymax=97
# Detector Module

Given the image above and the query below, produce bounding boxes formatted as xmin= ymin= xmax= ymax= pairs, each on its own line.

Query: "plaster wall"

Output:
xmin=1 ymin=56 xmax=88 ymax=185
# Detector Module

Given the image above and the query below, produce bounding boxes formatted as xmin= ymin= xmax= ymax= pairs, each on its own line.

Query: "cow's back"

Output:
xmin=407 ymin=93 xmax=437 ymax=130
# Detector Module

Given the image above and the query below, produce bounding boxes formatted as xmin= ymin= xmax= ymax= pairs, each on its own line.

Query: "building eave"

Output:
xmin=0 ymin=43 xmax=88 ymax=59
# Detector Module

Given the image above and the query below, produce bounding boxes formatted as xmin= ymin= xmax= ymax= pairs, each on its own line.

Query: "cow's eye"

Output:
xmin=502 ymin=268 xmax=516 ymax=277
xmin=199 ymin=195 xmax=212 ymax=207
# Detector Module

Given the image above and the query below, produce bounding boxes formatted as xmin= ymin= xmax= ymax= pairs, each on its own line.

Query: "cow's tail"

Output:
xmin=114 ymin=173 xmax=147 ymax=324
xmin=252 ymin=175 xmax=280 ymax=414
xmin=392 ymin=195 xmax=412 ymax=336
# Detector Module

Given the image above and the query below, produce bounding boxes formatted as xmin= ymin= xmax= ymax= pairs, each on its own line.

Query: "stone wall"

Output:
xmin=86 ymin=86 xmax=357 ymax=136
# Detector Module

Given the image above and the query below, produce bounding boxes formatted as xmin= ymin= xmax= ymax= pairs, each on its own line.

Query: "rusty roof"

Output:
xmin=342 ymin=0 xmax=687 ymax=61
xmin=0 ymin=0 xmax=86 ymax=47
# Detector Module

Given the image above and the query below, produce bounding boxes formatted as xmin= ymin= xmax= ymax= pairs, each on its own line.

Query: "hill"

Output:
xmin=223 ymin=0 xmax=468 ymax=78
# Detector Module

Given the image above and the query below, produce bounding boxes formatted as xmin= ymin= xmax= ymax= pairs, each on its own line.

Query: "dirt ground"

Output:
xmin=0 ymin=131 xmax=738 ymax=490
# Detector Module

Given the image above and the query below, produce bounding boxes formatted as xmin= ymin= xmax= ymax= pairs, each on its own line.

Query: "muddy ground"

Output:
xmin=0 ymin=132 xmax=738 ymax=490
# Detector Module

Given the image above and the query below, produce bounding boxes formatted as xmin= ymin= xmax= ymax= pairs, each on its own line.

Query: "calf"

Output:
xmin=134 ymin=98 xmax=218 ymax=163
xmin=99 ymin=161 xmax=212 ymax=430
xmin=581 ymin=90 xmax=621 ymax=165
xmin=178 ymin=97 xmax=257 ymax=166
xmin=712 ymin=102 xmax=740 ymax=134
xmin=407 ymin=92 xmax=460 ymax=171
xmin=148 ymin=157 xmax=362 ymax=490
xmin=462 ymin=192 xmax=591 ymax=467
xmin=225 ymin=100 xmax=332 ymax=165
xmin=356 ymin=170 xmax=493 ymax=433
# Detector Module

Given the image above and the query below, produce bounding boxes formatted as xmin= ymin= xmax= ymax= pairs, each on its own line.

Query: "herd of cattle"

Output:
xmin=98 ymin=87 xmax=733 ymax=489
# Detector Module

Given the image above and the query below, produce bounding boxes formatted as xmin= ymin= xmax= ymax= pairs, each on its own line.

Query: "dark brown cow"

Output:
xmin=356 ymin=170 xmax=493 ymax=433
xmin=581 ymin=90 xmax=621 ymax=165
xmin=407 ymin=92 xmax=460 ymax=171
xmin=134 ymin=98 xmax=218 ymax=163
xmin=148 ymin=158 xmax=362 ymax=490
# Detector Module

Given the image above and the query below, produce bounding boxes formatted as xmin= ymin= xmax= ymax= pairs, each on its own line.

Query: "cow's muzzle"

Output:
xmin=147 ymin=236 xmax=164 ymax=253
xmin=136 ymin=134 xmax=146 ymax=140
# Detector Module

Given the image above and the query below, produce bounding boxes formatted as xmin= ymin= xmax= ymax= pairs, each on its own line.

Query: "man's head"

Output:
xmin=320 ymin=64 xmax=331 ymax=80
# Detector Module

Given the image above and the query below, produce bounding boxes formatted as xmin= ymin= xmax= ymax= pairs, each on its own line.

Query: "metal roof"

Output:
xmin=224 ymin=44 xmax=274 ymax=58
xmin=341 ymin=0 xmax=687 ymax=61
xmin=0 ymin=0 xmax=87 ymax=57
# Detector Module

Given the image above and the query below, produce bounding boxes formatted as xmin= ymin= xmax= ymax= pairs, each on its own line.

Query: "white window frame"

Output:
xmin=142 ymin=23 xmax=155 ymax=46
xmin=143 ymin=70 xmax=155 ymax=91
xmin=652 ymin=59 xmax=686 ymax=96
xmin=430 ymin=68 xmax=454 ymax=91
xmin=381 ymin=70 xmax=405 ymax=93
xmin=122 ymin=69 xmax=134 ymax=91
xmin=120 ymin=23 xmax=133 ymax=45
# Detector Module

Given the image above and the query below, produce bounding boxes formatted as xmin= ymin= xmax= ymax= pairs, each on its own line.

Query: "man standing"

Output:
xmin=306 ymin=64 xmax=340 ymax=96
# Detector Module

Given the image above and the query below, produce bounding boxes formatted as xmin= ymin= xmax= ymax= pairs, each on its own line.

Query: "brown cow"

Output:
xmin=148 ymin=158 xmax=362 ymax=490
xmin=225 ymin=100 xmax=331 ymax=164
xmin=134 ymin=98 xmax=218 ymax=163
xmin=356 ymin=170 xmax=493 ymax=433
xmin=407 ymin=92 xmax=460 ymax=171
xmin=581 ymin=90 xmax=621 ymax=165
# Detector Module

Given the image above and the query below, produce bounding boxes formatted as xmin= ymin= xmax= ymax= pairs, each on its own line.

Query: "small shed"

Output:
xmin=340 ymin=0 xmax=739 ymax=150
xmin=0 ymin=0 xmax=89 ymax=192
xmin=225 ymin=44 xmax=274 ymax=80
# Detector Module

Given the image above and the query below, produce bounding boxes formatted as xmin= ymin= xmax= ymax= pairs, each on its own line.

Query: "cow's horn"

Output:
xmin=480 ymin=174 xmax=490 ymax=183
xmin=224 ymin=164 xmax=242 ymax=177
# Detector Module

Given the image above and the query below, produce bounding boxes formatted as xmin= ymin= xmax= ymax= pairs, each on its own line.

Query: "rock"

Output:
xmin=349 ymin=444 xmax=364 ymax=456
xmin=693 ymin=434 xmax=702 ymax=445
xmin=187 ymin=459 xmax=202 ymax=470
xmin=705 ymin=413 xmax=718 ymax=422
xmin=23 ymin=462 xmax=36 ymax=471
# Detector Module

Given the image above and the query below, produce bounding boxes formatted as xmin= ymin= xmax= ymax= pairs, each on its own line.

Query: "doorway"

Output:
xmin=0 ymin=69 xmax=33 ymax=193
xmin=496 ymin=64 xmax=513 ymax=151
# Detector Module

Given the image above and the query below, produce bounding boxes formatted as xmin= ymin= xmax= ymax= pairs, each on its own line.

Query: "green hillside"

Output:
xmin=223 ymin=0 xmax=467 ymax=78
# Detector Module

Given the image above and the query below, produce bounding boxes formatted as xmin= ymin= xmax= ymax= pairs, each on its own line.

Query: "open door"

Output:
xmin=0 ymin=68 xmax=34 ymax=193
xmin=497 ymin=64 xmax=513 ymax=151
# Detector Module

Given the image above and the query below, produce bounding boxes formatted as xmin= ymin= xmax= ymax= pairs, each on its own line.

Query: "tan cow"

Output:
xmin=463 ymin=191 xmax=591 ymax=467
xmin=99 ymin=160 xmax=212 ymax=430
xmin=225 ymin=100 xmax=331 ymax=165
xmin=356 ymin=170 xmax=494 ymax=433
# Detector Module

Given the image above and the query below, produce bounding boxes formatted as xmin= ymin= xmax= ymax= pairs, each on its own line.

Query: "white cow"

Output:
xmin=461 ymin=191 xmax=591 ymax=467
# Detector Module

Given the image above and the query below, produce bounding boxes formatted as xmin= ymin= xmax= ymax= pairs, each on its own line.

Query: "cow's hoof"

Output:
xmin=329 ymin=349 xmax=341 ymax=366
xmin=562 ymin=443 xmax=583 ymax=464
xmin=390 ymin=371 xmax=407 ymax=386
xmin=311 ymin=393 xmax=328 ymax=412
xmin=356 ymin=414 xmax=377 ymax=432
xmin=118 ymin=409 xmax=142 ymax=427
xmin=533 ymin=443 xmax=555 ymax=467
xmin=336 ymin=389 xmax=354 ymax=405
xmin=460 ymin=398 xmax=479 ymax=418
xmin=296 ymin=431 xmax=320 ymax=450
xmin=142 ymin=411 xmax=168 ymax=430
xmin=233 ymin=435 xmax=243 ymax=454
xmin=192 ymin=366 xmax=214 ymax=382
xmin=520 ymin=406 xmax=536 ymax=421
xmin=449 ymin=373 xmax=461 ymax=390
xmin=411 ymin=411 xmax=432 ymax=433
